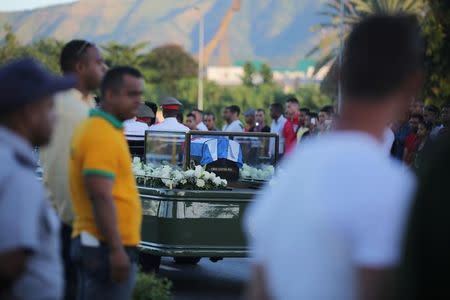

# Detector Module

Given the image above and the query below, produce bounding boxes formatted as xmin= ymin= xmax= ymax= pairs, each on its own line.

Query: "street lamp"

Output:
xmin=194 ymin=6 xmax=204 ymax=111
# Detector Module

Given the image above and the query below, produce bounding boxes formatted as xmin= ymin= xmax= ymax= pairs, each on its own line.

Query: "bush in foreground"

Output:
xmin=133 ymin=272 xmax=172 ymax=300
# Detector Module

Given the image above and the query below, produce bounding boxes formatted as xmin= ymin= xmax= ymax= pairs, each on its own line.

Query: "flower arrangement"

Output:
xmin=133 ymin=158 xmax=227 ymax=190
xmin=239 ymin=164 xmax=275 ymax=181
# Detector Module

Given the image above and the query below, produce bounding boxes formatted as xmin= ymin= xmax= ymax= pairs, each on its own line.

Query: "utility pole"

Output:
xmin=198 ymin=9 xmax=204 ymax=111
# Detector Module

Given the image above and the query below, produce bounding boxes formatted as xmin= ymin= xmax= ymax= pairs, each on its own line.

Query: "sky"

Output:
xmin=0 ymin=0 xmax=75 ymax=11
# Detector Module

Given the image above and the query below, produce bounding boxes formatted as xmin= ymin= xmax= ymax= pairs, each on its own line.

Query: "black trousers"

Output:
xmin=61 ymin=222 xmax=77 ymax=300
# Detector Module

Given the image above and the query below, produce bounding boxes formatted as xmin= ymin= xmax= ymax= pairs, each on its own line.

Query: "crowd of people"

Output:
xmin=123 ymin=96 xmax=338 ymax=159
xmin=0 ymin=12 xmax=449 ymax=300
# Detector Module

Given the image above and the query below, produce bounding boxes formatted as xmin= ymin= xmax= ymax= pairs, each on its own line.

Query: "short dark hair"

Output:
xmin=60 ymin=39 xmax=94 ymax=73
xmin=321 ymin=105 xmax=334 ymax=115
xmin=256 ymin=108 xmax=265 ymax=114
xmin=410 ymin=113 xmax=424 ymax=122
xmin=424 ymin=104 xmax=439 ymax=115
xmin=300 ymin=108 xmax=310 ymax=114
xmin=145 ymin=101 xmax=158 ymax=116
xmin=192 ymin=108 xmax=203 ymax=114
xmin=341 ymin=14 xmax=424 ymax=101
xmin=101 ymin=66 xmax=143 ymax=97
xmin=270 ymin=103 xmax=283 ymax=114
xmin=204 ymin=111 xmax=215 ymax=120
xmin=227 ymin=105 xmax=241 ymax=116
xmin=309 ymin=112 xmax=319 ymax=119
xmin=186 ymin=113 xmax=195 ymax=119
xmin=286 ymin=97 xmax=299 ymax=104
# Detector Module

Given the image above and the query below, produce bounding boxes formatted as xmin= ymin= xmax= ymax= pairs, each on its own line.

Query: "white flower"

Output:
xmin=135 ymin=169 xmax=145 ymax=176
xmin=196 ymin=179 xmax=205 ymax=188
xmin=133 ymin=157 xmax=141 ymax=164
xmin=180 ymin=179 xmax=187 ymax=185
xmin=213 ymin=177 xmax=222 ymax=186
xmin=194 ymin=165 xmax=204 ymax=178
xmin=221 ymin=179 xmax=227 ymax=186
xmin=241 ymin=169 xmax=251 ymax=178
xmin=184 ymin=170 xmax=195 ymax=178
xmin=203 ymin=171 xmax=214 ymax=181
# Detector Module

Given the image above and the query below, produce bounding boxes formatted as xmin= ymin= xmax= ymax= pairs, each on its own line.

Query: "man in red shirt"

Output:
xmin=403 ymin=113 xmax=422 ymax=165
xmin=283 ymin=97 xmax=301 ymax=154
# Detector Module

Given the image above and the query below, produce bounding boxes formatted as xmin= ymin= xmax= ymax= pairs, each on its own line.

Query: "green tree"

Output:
xmin=260 ymin=63 xmax=273 ymax=85
xmin=309 ymin=0 xmax=425 ymax=73
xmin=0 ymin=24 xmax=26 ymax=63
xmin=27 ymin=38 xmax=64 ymax=73
xmin=144 ymin=44 xmax=198 ymax=95
xmin=422 ymin=0 xmax=450 ymax=106
xmin=295 ymin=85 xmax=333 ymax=111
xmin=102 ymin=41 xmax=147 ymax=67
xmin=242 ymin=62 xmax=256 ymax=87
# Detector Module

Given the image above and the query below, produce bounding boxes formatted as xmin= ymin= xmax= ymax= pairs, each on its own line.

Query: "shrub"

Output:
xmin=133 ymin=272 xmax=172 ymax=300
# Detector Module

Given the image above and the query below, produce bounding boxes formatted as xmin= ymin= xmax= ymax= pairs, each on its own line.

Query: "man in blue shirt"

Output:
xmin=0 ymin=58 xmax=75 ymax=299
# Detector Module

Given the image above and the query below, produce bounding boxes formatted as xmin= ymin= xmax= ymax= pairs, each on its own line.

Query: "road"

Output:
xmin=158 ymin=257 xmax=252 ymax=299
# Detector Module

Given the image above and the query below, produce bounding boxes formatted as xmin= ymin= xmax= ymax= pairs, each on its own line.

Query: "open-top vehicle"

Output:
xmin=134 ymin=130 xmax=279 ymax=271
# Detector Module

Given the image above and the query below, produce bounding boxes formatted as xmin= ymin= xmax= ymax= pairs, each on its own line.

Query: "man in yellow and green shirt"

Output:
xmin=69 ymin=66 xmax=143 ymax=300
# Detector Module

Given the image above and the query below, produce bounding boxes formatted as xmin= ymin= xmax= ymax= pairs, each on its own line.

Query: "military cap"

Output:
xmin=160 ymin=96 xmax=183 ymax=110
xmin=137 ymin=103 xmax=155 ymax=118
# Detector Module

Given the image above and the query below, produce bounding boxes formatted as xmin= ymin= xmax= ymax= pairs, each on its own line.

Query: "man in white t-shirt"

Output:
xmin=269 ymin=102 xmax=287 ymax=156
xmin=222 ymin=105 xmax=244 ymax=132
xmin=246 ymin=15 xmax=424 ymax=300
xmin=192 ymin=108 xmax=208 ymax=131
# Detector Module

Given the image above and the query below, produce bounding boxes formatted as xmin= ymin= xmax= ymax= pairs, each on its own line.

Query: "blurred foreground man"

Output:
xmin=246 ymin=15 xmax=423 ymax=300
xmin=0 ymin=59 xmax=75 ymax=299
xmin=40 ymin=39 xmax=106 ymax=300
xmin=69 ymin=67 xmax=143 ymax=299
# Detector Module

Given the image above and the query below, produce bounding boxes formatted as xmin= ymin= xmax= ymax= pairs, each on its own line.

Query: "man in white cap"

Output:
xmin=148 ymin=96 xmax=189 ymax=132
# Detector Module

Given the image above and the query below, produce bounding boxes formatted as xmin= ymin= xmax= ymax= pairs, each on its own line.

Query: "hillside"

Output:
xmin=0 ymin=0 xmax=326 ymax=67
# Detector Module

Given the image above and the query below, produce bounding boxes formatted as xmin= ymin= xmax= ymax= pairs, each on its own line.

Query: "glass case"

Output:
xmin=144 ymin=131 xmax=186 ymax=168
xmin=143 ymin=130 xmax=279 ymax=184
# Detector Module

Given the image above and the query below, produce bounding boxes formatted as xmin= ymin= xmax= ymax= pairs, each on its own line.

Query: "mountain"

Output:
xmin=0 ymin=0 xmax=326 ymax=67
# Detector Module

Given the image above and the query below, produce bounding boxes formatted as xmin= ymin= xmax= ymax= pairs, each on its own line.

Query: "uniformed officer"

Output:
xmin=0 ymin=58 xmax=75 ymax=299
xmin=148 ymin=96 xmax=189 ymax=132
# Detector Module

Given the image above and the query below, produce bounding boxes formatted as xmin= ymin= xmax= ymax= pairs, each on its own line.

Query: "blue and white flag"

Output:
xmin=190 ymin=137 xmax=244 ymax=167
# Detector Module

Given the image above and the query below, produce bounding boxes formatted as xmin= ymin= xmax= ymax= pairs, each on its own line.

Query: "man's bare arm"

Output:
xmin=84 ymin=175 xmax=122 ymax=250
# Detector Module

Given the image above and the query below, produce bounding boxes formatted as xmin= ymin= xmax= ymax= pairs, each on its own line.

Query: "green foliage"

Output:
xmin=133 ymin=272 xmax=172 ymax=300
xmin=260 ymin=63 xmax=273 ymax=85
xmin=295 ymin=84 xmax=333 ymax=111
xmin=313 ymin=0 xmax=450 ymax=106
xmin=144 ymin=44 xmax=198 ymax=95
xmin=242 ymin=62 xmax=256 ymax=87
xmin=422 ymin=0 xmax=450 ymax=106
xmin=0 ymin=25 xmax=63 ymax=73
xmin=310 ymin=0 xmax=425 ymax=73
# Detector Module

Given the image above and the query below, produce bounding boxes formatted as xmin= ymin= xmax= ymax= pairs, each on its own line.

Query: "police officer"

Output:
xmin=148 ymin=96 xmax=189 ymax=132
xmin=0 ymin=58 xmax=75 ymax=299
